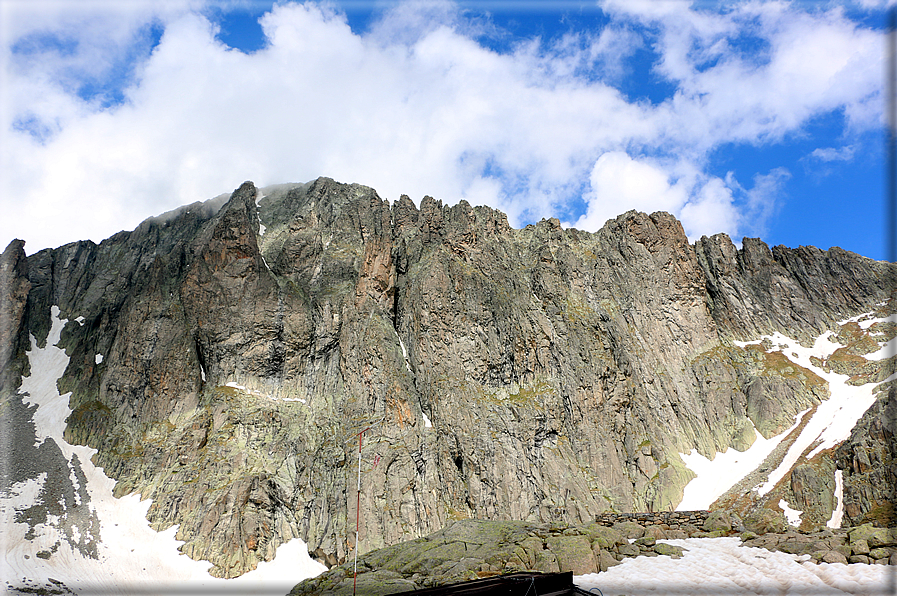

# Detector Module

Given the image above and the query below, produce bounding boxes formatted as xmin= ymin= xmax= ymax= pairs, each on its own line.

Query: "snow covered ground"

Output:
xmin=677 ymin=310 xmax=895 ymax=519
xmin=1 ymin=307 xmax=326 ymax=595
xmin=576 ymin=538 xmax=894 ymax=596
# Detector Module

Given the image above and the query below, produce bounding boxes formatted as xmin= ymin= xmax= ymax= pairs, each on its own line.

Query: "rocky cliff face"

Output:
xmin=835 ymin=385 xmax=896 ymax=527
xmin=2 ymin=177 xmax=893 ymax=578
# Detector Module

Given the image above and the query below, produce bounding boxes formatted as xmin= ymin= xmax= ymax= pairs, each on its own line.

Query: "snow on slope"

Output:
xmin=677 ymin=413 xmax=807 ymax=511
xmin=2 ymin=307 xmax=326 ymax=595
xmin=828 ymin=469 xmax=844 ymax=529
xmin=575 ymin=537 xmax=891 ymax=595
xmin=677 ymin=308 xmax=894 ymax=514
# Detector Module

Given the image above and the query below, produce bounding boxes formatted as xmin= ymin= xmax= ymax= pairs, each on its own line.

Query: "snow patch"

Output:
xmin=842 ymin=311 xmax=895 ymax=330
xmin=827 ymin=469 xmax=844 ymax=529
xmin=779 ymin=499 xmax=803 ymax=527
xmin=256 ymin=192 xmax=267 ymax=235
xmin=838 ymin=310 xmax=875 ymax=326
xmin=0 ymin=473 xmax=47 ymax=508
xmin=422 ymin=412 xmax=432 ymax=428
xmin=677 ymin=414 xmax=805 ymax=511
xmin=67 ymin=460 xmax=82 ymax=506
xmin=575 ymin=537 xmax=889 ymax=595
xmin=863 ymin=337 xmax=896 ymax=361
xmin=225 ymin=381 xmax=306 ymax=404
xmin=94 ymin=354 xmax=103 ymax=365
xmin=751 ymin=331 xmax=879 ymax=494
xmin=20 ymin=305 xmax=74 ymax=446
xmin=74 ymin=316 xmax=84 ymax=325
xmin=686 ymin=319 xmax=889 ymax=507
xmin=395 ymin=330 xmax=412 ymax=373
xmin=733 ymin=338 xmax=762 ymax=348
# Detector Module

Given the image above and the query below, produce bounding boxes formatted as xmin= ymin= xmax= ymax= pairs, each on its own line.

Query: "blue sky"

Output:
xmin=0 ymin=0 xmax=892 ymax=260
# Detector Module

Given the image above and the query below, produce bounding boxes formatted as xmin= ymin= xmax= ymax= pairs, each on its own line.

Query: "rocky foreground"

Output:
xmin=289 ymin=516 xmax=897 ymax=595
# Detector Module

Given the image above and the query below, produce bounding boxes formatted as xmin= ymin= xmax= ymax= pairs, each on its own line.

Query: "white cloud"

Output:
xmin=679 ymin=177 xmax=739 ymax=241
xmin=574 ymin=152 xmax=688 ymax=231
xmin=853 ymin=0 xmax=897 ymax=8
xmin=741 ymin=168 xmax=790 ymax=239
xmin=575 ymin=152 xmax=751 ymax=241
xmin=575 ymin=152 xmax=790 ymax=242
xmin=605 ymin=0 xmax=884 ymax=149
xmin=808 ymin=145 xmax=856 ymax=162
xmin=0 ymin=0 xmax=888 ymax=254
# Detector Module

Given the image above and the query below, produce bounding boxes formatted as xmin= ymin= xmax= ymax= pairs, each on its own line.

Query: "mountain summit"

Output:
xmin=2 ymin=178 xmax=894 ymax=579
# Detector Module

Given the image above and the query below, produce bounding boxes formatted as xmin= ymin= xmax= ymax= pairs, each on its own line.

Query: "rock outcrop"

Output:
xmin=288 ymin=518 xmax=684 ymax=595
xmin=0 ymin=239 xmax=30 ymax=395
xmin=835 ymin=384 xmax=897 ymax=527
xmin=2 ymin=177 xmax=894 ymax=577
xmin=288 ymin=518 xmax=897 ymax=595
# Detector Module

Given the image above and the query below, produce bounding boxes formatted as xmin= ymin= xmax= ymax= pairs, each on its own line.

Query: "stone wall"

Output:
xmin=593 ymin=511 xmax=711 ymax=529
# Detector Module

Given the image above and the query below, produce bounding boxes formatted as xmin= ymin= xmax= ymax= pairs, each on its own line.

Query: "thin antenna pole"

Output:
xmin=886 ymin=14 xmax=896 ymax=596
xmin=888 ymin=8 xmax=897 ymax=268
xmin=353 ymin=427 xmax=369 ymax=596
xmin=887 ymin=10 xmax=897 ymax=596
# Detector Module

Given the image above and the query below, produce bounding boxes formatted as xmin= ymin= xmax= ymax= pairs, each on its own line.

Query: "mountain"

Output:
xmin=1 ymin=177 xmax=894 ymax=580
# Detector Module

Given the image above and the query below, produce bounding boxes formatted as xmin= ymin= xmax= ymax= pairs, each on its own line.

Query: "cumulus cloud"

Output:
xmin=574 ymin=152 xmax=689 ymax=231
xmin=604 ymin=0 xmax=884 ymax=148
xmin=808 ymin=145 xmax=856 ymax=163
xmin=574 ymin=152 xmax=754 ymax=241
xmin=0 ymin=0 xmax=887 ymax=254
xmin=679 ymin=177 xmax=740 ymax=241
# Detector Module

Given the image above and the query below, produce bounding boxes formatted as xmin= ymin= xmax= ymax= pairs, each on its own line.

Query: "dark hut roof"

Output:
xmin=394 ymin=571 xmax=593 ymax=596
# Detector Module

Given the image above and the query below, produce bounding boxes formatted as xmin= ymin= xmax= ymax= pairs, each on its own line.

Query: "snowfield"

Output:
xmin=575 ymin=538 xmax=893 ymax=596
xmin=678 ymin=312 xmax=894 ymax=522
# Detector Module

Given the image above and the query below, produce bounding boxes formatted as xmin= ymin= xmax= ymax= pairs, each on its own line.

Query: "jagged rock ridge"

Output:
xmin=1 ymin=177 xmax=893 ymax=578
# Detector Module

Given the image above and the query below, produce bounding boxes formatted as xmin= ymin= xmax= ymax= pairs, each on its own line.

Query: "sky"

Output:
xmin=0 ymin=0 xmax=894 ymax=260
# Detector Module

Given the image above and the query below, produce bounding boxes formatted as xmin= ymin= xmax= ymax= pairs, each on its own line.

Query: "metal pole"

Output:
xmin=888 ymin=8 xmax=896 ymax=268
xmin=886 ymin=15 xmax=896 ymax=596
xmin=353 ymin=427 xmax=368 ymax=596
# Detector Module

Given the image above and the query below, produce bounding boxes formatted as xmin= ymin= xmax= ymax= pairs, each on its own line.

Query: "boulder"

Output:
xmin=846 ymin=524 xmax=897 ymax=548
xmin=643 ymin=525 xmax=669 ymax=540
xmin=744 ymin=509 xmax=787 ymax=535
xmin=532 ymin=550 xmax=561 ymax=573
xmin=634 ymin=537 xmax=656 ymax=547
xmin=851 ymin=539 xmax=870 ymax=555
xmin=702 ymin=510 xmax=732 ymax=533
xmin=597 ymin=549 xmax=620 ymax=572
xmin=617 ymin=543 xmax=640 ymax=557
xmin=653 ymin=543 xmax=684 ymax=558
xmin=869 ymin=528 xmax=897 ymax=548
xmin=821 ymin=551 xmax=848 ymax=564
xmin=583 ymin=524 xmax=625 ymax=549
xmin=612 ymin=521 xmax=645 ymax=539
xmin=545 ymin=535 xmax=597 ymax=575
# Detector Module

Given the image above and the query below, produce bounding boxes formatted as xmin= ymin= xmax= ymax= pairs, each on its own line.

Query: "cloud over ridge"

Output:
xmin=0 ymin=0 xmax=886 ymax=253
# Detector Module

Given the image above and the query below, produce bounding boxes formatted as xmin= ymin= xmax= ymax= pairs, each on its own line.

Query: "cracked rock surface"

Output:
xmin=2 ymin=177 xmax=894 ymax=577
